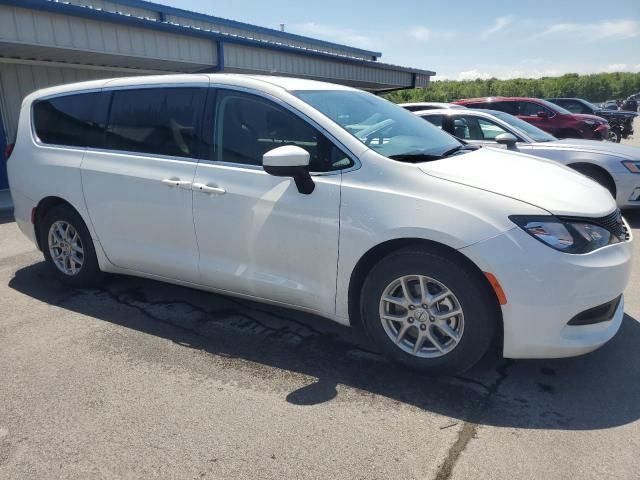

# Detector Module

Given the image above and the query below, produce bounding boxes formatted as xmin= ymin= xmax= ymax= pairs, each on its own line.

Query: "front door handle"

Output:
xmin=192 ymin=182 xmax=226 ymax=195
xmin=162 ymin=178 xmax=192 ymax=189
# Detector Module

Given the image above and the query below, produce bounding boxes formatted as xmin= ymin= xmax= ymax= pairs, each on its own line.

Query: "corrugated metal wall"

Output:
xmin=62 ymin=0 xmax=375 ymax=60
xmin=0 ymin=5 xmax=217 ymax=68
xmin=0 ymin=63 xmax=135 ymax=141
xmin=224 ymin=44 xmax=415 ymax=89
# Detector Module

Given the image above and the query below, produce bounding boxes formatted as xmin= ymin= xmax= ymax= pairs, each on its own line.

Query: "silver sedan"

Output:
xmin=415 ymin=108 xmax=640 ymax=209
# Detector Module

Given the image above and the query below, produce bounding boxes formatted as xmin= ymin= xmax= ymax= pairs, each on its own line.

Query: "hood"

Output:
xmin=548 ymin=138 xmax=640 ymax=159
xmin=573 ymin=113 xmax=608 ymax=122
xmin=419 ymin=147 xmax=616 ymax=217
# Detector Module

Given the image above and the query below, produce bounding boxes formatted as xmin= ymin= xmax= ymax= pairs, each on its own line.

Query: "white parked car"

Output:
xmin=415 ymin=108 xmax=640 ymax=208
xmin=7 ymin=75 xmax=633 ymax=373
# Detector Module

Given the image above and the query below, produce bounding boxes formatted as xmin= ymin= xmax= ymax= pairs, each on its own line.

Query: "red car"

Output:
xmin=453 ymin=97 xmax=610 ymax=141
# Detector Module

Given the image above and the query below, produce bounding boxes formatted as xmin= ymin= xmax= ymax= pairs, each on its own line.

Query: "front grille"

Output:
xmin=590 ymin=209 xmax=629 ymax=241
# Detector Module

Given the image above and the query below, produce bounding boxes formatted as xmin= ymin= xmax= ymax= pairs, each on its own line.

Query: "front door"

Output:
xmin=447 ymin=115 xmax=515 ymax=147
xmin=82 ymin=85 xmax=207 ymax=282
xmin=518 ymin=101 xmax=556 ymax=134
xmin=192 ymin=89 xmax=350 ymax=315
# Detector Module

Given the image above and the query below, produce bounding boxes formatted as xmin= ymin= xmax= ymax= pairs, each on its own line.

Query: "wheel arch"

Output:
xmin=33 ymin=196 xmax=85 ymax=251
xmin=567 ymin=162 xmax=617 ymax=197
xmin=556 ymin=128 xmax=583 ymax=139
xmin=347 ymin=238 xmax=503 ymax=342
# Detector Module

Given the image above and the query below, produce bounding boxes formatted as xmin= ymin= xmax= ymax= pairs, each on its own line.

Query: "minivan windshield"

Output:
xmin=492 ymin=111 xmax=557 ymax=143
xmin=293 ymin=90 xmax=463 ymax=161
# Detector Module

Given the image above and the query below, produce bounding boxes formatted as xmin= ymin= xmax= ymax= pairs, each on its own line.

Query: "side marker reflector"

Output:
xmin=484 ymin=272 xmax=507 ymax=305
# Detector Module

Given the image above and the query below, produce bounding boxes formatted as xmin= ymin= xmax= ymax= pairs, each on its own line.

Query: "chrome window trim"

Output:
xmin=208 ymin=84 xmax=361 ymax=176
xmin=84 ymin=147 xmax=200 ymax=164
xmin=30 ymin=84 xmax=361 ymax=175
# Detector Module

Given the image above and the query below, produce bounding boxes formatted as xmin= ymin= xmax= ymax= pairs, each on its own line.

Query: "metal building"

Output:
xmin=0 ymin=0 xmax=435 ymax=191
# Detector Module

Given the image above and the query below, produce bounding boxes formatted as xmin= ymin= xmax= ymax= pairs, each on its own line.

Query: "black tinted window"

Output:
xmin=33 ymin=92 xmax=109 ymax=147
xmin=556 ymin=100 xmax=586 ymax=114
xmin=423 ymin=114 xmax=444 ymax=128
xmin=214 ymin=90 xmax=352 ymax=172
xmin=106 ymin=88 xmax=206 ymax=158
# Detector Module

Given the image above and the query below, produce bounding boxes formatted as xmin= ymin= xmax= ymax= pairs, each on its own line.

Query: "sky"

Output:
xmin=161 ymin=0 xmax=639 ymax=80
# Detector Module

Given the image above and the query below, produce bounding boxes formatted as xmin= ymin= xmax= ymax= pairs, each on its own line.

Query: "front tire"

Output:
xmin=360 ymin=247 xmax=497 ymax=374
xmin=39 ymin=205 xmax=104 ymax=287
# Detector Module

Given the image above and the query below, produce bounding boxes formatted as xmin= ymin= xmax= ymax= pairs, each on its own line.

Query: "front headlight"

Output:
xmin=510 ymin=215 xmax=618 ymax=254
xmin=622 ymin=161 xmax=640 ymax=173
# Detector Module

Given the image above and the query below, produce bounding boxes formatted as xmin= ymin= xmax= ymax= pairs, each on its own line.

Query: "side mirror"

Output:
xmin=537 ymin=110 xmax=549 ymax=119
xmin=263 ymin=145 xmax=315 ymax=195
xmin=495 ymin=133 xmax=518 ymax=149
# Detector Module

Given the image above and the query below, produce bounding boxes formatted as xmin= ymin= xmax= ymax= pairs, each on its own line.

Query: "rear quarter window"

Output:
xmin=33 ymin=92 xmax=109 ymax=148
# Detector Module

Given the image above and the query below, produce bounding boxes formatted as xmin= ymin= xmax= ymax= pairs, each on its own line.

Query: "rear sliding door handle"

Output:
xmin=192 ymin=182 xmax=226 ymax=195
xmin=161 ymin=178 xmax=192 ymax=189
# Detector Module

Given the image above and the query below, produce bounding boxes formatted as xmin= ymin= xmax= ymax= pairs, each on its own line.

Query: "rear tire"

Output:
xmin=39 ymin=205 xmax=104 ymax=287
xmin=360 ymin=247 xmax=497 ymax=374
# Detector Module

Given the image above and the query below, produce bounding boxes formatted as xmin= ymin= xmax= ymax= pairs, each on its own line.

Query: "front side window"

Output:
xmin=294 ymin=90 xmax=461 ymax=161
xmin=449 ymin=116 xmax=508 ymax=141
xmin=492 ymin=112 xmax=556 ymax=142
xmin=213 ymin=90 xmax=352 ymax=172
xmin=33 ymin=92 xmax=109 ymax=148
xmin=519 ymin=101 xmax=553 ymax=117
xmin=475 ymin=117 xmax=509 ymax=140
xmin=422 ymin=114 xmax=444 ymax=129
xmin=105 ymin=87 xmax=206 ymax=158
xmin=556 ymin=100 xmax=587 ymax=114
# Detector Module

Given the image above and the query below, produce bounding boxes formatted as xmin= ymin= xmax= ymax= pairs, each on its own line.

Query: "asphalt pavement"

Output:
xmin=0 ymin=126 xmax=639 ymax=479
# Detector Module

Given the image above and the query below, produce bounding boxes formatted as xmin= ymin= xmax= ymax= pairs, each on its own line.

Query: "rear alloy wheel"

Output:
xmin=361 ymin=247 xmax=497 ymax=374
xmin=48 ymin=220 xmax=85 ymax=276
xmin=40 ymin=205 xmax=104 ymax=287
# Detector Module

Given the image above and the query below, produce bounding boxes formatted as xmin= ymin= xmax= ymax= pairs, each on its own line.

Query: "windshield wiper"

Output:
xmin=441 ymin=144 xmax=479 ymax=157
xmin=388 ymin=153 xmax=444 ymax=163
xmin=389 ymin=145 xmax=479 ymax=163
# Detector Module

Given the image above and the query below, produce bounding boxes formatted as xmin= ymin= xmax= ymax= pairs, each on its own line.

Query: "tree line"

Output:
xmin=385 ymin=72 xmax=640 ymax=104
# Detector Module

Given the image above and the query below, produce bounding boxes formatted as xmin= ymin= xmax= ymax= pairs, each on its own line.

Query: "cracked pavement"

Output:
xmin=0 ymin=207 xmax=639 ymax=480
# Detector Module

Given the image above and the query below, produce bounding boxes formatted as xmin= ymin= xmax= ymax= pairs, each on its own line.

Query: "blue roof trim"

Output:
xmin=2 ymin=0 xmax=434 ymax=76
xmin=101 ymin=0 xmax=382 ymax=59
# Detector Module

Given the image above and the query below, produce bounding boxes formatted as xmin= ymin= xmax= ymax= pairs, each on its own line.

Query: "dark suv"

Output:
xmin=547 ymin=97 xmax=637 ymax=142
xmin=454 ymin=97 xmax=610 ymax=141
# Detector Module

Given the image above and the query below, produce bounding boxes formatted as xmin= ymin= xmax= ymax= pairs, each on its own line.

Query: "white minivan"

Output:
xmin=8 ymin=74 xmax=633 ymax=373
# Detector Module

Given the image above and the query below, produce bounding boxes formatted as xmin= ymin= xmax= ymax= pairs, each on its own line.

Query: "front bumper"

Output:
xmin=613 ymin=172 xmax=640 ymax=208
xmin=460 ymin=225 xmax=633 ymax=359
xmin=592 ymin=124 xmax=610 ymax=140
xmin=11 ymin=189 xmax=38 ymax=246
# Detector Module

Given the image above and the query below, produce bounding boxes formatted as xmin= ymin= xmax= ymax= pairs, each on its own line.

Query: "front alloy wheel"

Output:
xmin=379 ymin=275 xmax=464 ymax=357
xmin=360 ymin=247 xmax=497 ymax=374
